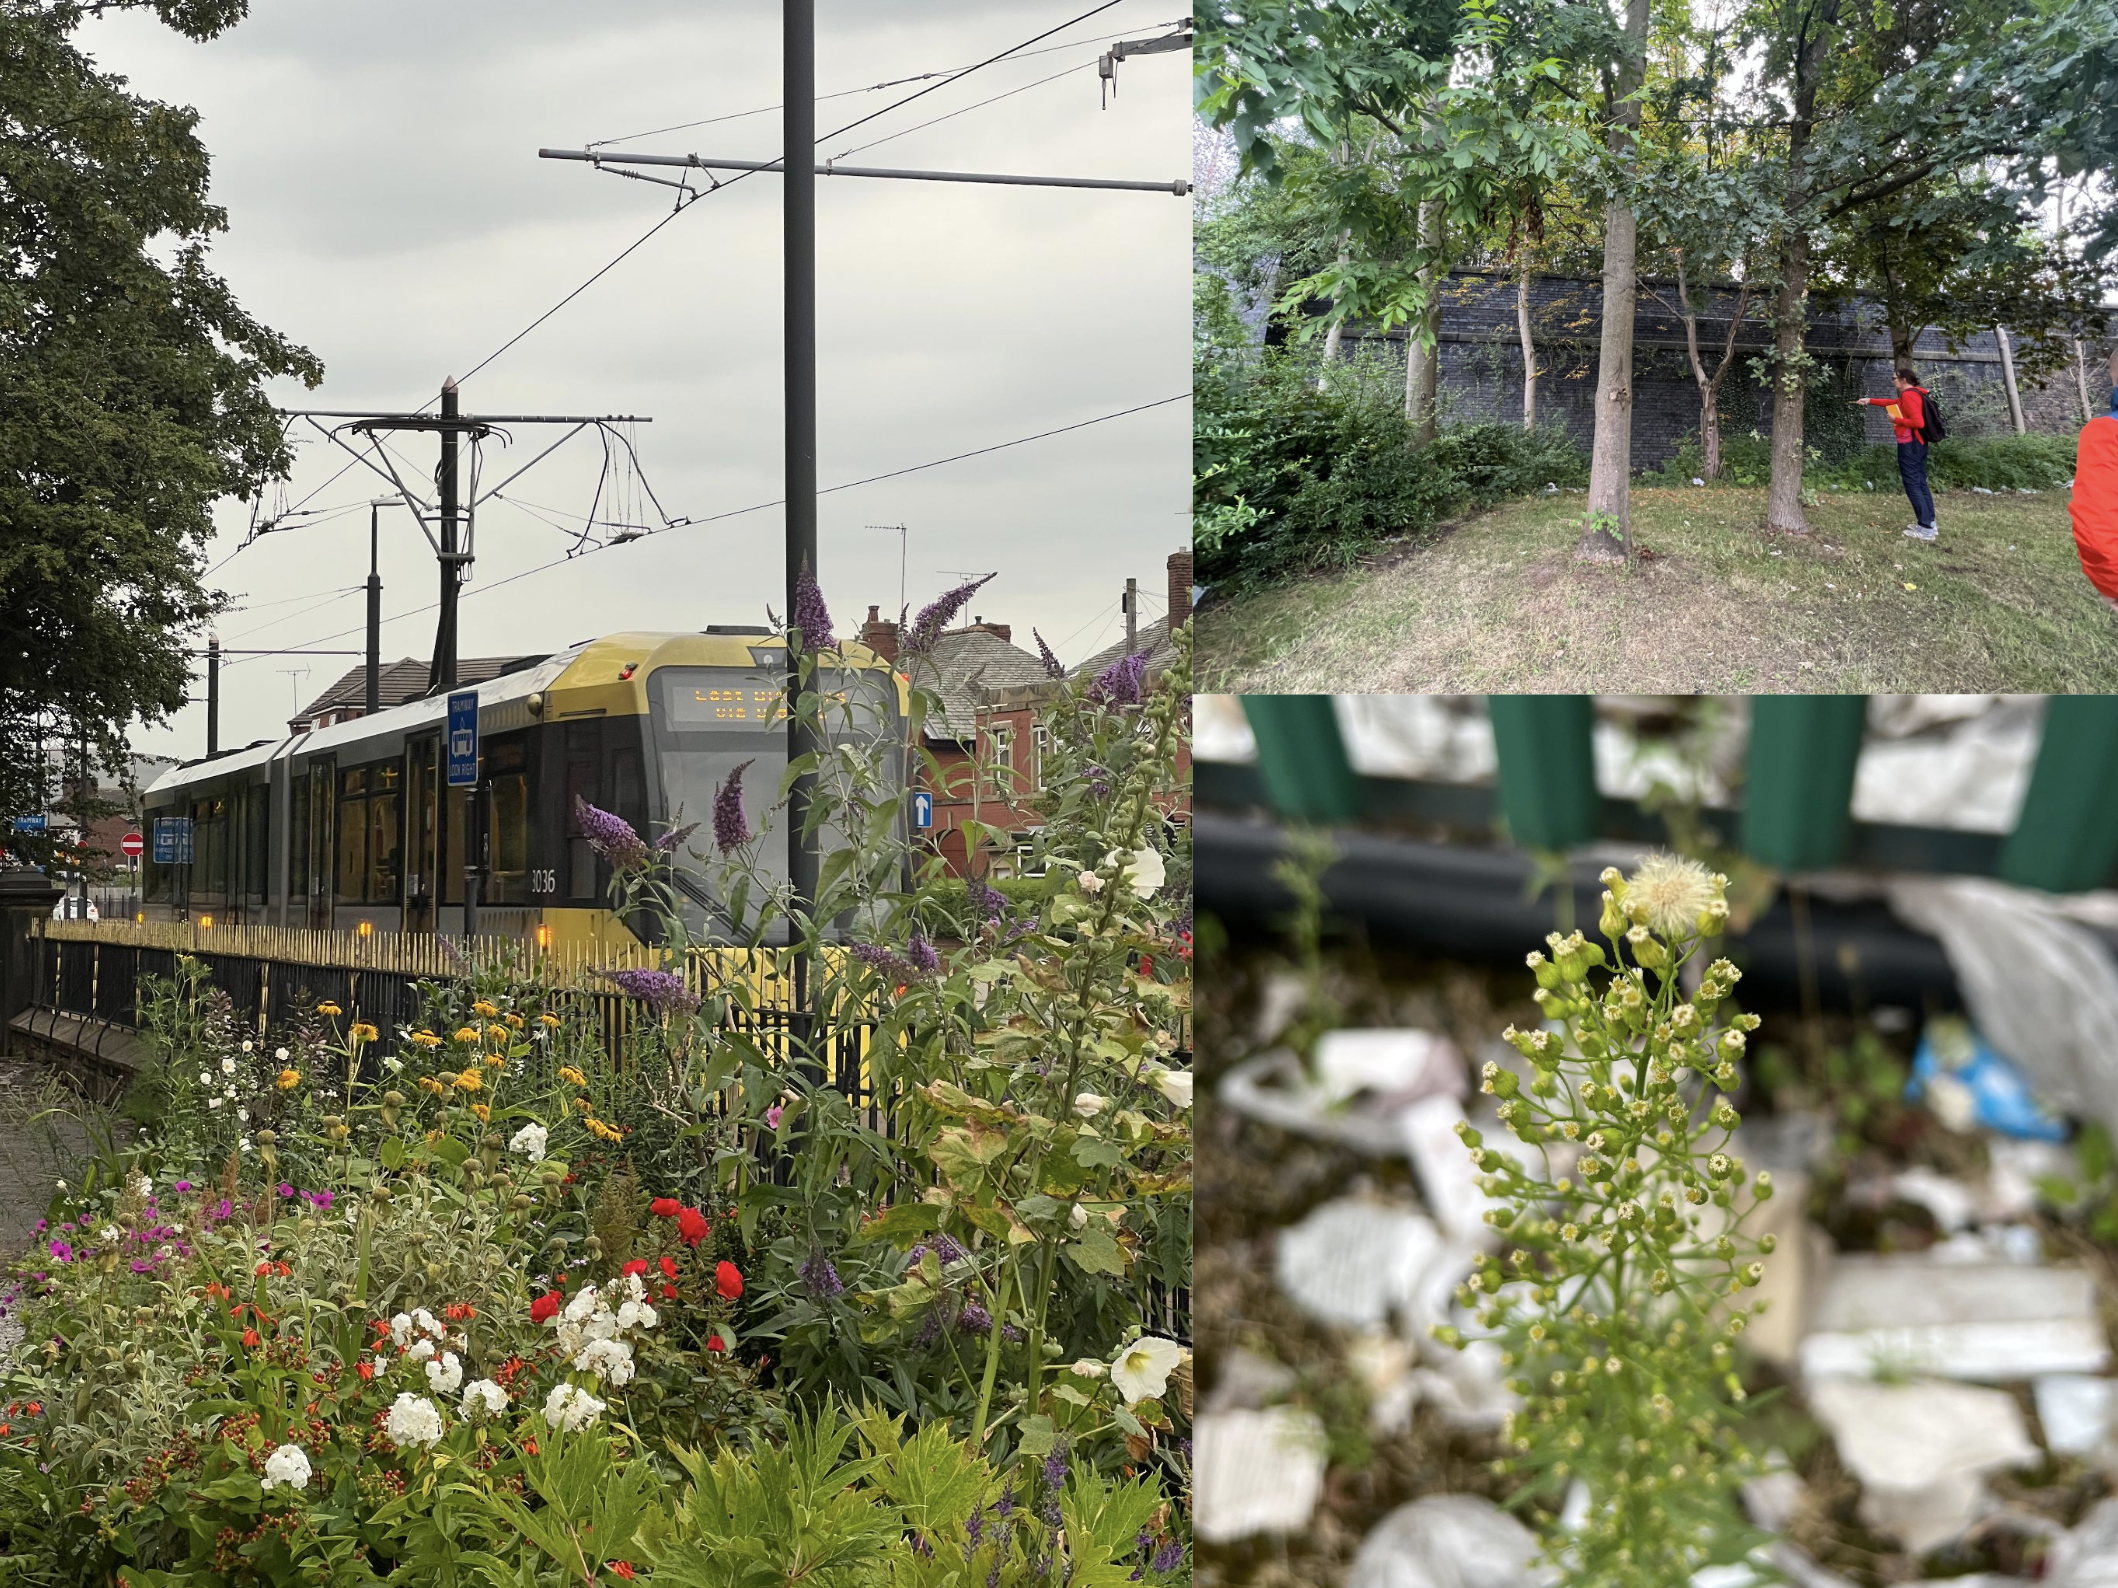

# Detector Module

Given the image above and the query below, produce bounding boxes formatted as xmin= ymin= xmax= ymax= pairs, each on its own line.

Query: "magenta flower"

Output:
xmin=903 ymin=574 xmax=997 ymax=659
xmin=173 ymin=1182 xmax=192 ymax=1194
xmin=574 ymin=798 xmax=648 ymax=870
xmin=304 ymin=1190 xmax=335 ymax=1210
xmin=277 ymin=1183 xmax=294 ymax=1198
xmin=712 ymin=761 xmax=754 ymax=853
xmin=765 ymin=1104 xmax=783 ymax=1129
xmin=605 ymin=968 xmax=700 ymax=1016
xmin=792 ymin=566 xmax=837 ymax=651
xmin=1032 ymin=628 xmax=1066 ymax=680
xmin=47 ymin=1241 xmax=71 ymax=1262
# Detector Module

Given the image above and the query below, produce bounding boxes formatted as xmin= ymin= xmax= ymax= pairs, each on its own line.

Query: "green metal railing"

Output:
xmin=1233 ymin=694 xmax=2118 ymax=894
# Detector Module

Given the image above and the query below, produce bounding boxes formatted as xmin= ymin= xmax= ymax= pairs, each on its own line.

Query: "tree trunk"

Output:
xmin=1765 ymin=226 xmax=1812 ymax=534
xmin=1763 ymin=0 xmax=1838 ymax=538
xmin=1995 ymin=326 xmax=2027 ymax=433
xmin=1577 ymin=0 xmax=1653 ymax=563
xmin=1404 ymin=202 xmax=1442 ymax=443
xmin=1517 ymin=258 xmax=1539 ymax=430
xmin=2078 ymin=339 xmax=2096 ymax=424
xmin=1887 ymin=322 xmax=1915 ymax=368
xmin=1319 ymin=261 xmax=1347 ymax=388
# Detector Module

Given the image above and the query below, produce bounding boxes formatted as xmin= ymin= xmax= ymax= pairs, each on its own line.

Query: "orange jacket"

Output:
xmin=1861 ymin=387 xmax=1926 ymax=444
xmin=2075 ymin=415 xmax=2118 ymax=602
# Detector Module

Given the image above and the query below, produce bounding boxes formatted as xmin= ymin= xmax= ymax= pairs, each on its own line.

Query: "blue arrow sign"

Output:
xmin=10 ymin=814 xmax=47 ymax=834
xmin=152 ymin=816 xmax=193 ymax=864
xmin=446 ymin=691 xmax=479 ymax=788
xmin=911 ymin=790 xmax=934 ymax=830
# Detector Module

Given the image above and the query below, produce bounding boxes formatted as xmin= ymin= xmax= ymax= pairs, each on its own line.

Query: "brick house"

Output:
xmin=862 ymin=549 xmax=1193 ymax=878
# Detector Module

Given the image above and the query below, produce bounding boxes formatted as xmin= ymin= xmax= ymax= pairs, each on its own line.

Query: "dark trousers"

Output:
xmin=1897 ymin=440 xmax=1935 ymax=527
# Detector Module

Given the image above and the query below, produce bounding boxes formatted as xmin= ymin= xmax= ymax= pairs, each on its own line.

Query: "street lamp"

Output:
xmin=367 ymin=497 xmax=406 ymax=716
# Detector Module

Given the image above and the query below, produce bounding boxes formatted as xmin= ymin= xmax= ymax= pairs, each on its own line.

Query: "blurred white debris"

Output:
xmin=1888 ymin=877 xmax=2118 ymax=1139
xmin=1201 ymin=1348 xmax=1297 ymax=1416
xmin=1855 ymin=697 xmax=2042 ymax=832
xmin=1275 ymin=1200 xmax=1442 ymax=1328
xmin=1338 ymin=695 xmax=1497 ymax=783
xmin=1348 ymin=1327 xmax=1419 ymax=1435
xmin=1222 ymin=1033 xmax=1461 ymax=1157
xmin=1890 ymin=1166 xmax=1980 ymax=1232
xmin=1806 ymin=1377 xmax=2039 ymax=1552
xmin=1194 ymin=694 xmax=1256 ymax=762
xmin=1800 ymin=1256 xmax=2107 ymax=1381
xmin=2050 ymin=1497 xmax=2118 ymax=1586
xmin=1345 ymin=1494 xmax=1559 ymax=1588
xmin=1741 ymin=1460 xmax=1806 ymax=1534
xmin=1252 ymin=973 xmax=1307 ymax=1046
xmin=1194 ymin=1406 xmax=1330 ymax=1543
xmin=2036 ymin=1374 xmax=2117 ymax=1460
xmin=1315 ymin=1029 xmax=1468 ymax=1109
xmin=1983 ymin=1139 xmax=2077 ymax=1223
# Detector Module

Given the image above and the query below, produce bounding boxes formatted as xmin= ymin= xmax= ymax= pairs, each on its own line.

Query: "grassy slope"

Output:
xmin=1196 ymin=485 xmax=2118 ymax=693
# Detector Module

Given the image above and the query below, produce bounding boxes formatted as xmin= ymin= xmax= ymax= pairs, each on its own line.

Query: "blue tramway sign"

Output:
xmin=447 ymin=691 xmax=479 ymax=788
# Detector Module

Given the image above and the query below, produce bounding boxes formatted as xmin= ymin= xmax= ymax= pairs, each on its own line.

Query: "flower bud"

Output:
xmin=1753 ymin=1172 xmax=1774 ymax=1201
xmin=1526 ymin=951 xmax=1560 ymax=990
xmin=1481 ymin=1061 xmax=1519 ymax=1099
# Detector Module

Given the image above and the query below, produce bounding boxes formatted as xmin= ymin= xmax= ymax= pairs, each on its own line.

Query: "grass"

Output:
xmin=1195 ymin=484 xmax=2118 ymax=693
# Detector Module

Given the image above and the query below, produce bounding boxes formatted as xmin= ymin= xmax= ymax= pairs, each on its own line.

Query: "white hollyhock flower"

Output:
xmin=543 ymin=1383 xmax=606 ymax=1432
xmin=1077 ymin=870 xmax=1104 ymax=895
xmin=461 ymin=1379 xmax=509 ymax=1418
xmin=1073 ymin=1093 xmax=1107 ymax=1118
xmin=260 ymin=1443 xmax=312 ymax=1491
xmin=99 ymin=1226 xmax=119 ymax=1243
xmin=509 ymin=1122 xmax=548 ymax=1163
xmin=1069 ymin=1203 xmax=1089 ymax=1230
xmin=425 ymin=1351 xmax=463 ymax=1394
xmin=1153 ymin=1069 xmax=1193 ymax=1109
xmin=1110 ymin=1336 xmax=1185 ymax=1405
xmin=384 ymin=1393 xmax=444 ymax=1448
xmin=1112 ymin=847 xmax=1166 ymax=898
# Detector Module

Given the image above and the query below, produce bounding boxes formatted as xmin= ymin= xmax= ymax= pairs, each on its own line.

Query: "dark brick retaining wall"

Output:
xmin=1302 ymin=270 xmax=2097 ymax=469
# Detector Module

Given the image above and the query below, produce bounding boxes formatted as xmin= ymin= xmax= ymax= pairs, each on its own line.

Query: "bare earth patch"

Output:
xmin=1197 ymin=486 xmax=2118 ymax=693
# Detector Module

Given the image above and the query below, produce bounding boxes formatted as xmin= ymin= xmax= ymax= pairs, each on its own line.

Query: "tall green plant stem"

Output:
xmin=970 ymin=1260 xmax=1015 ymax=1447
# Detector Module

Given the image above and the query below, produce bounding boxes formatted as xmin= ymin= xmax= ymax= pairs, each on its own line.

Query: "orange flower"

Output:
xmin=452 ymin=1070 xmax=483 ymax=1093
xmin=452 ymin=1027 xmax=480 ymax=1045
xmin=559 ymin=1067 xmax=587 ymax=1088
xmin=472 ymin=1001 xmax=500 ymax=1019
xmin=350 ymin=1022 xmax=379 ymax=1043
xmin=471 ymin=1104 xmax=491 ymax=1121
xmin=242 ymin=1329 xmax=260 ymax=1348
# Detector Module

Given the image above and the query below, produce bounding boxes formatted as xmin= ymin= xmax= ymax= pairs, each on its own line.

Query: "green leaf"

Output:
xmin=378 ymin=1138 xmax=406 ymax=1170
xmin=1017 ymin=1413 xmax=1058 ymax=1458
xmin=1067 ymin=1223 xmax=1127 ymax=1277
xmin=851 ymin=1202 xmax=943 ymax=1247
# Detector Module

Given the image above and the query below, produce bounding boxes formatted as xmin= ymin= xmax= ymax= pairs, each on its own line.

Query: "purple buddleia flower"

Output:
xmin=851 ymin=942 xmax=917 ymax=984
xmin=712 ymin=761 xmax=754 ymax=852
xmin=1150 ymin=1541 xmax=1183 ymax=1573
xmin=902 ymin=573 xmax=997 ymax=659
xmin=1001 ymin=1322 xmax=1023 ymax=1344
xmin=907 ymin=932 xmax=940 ymax=975
xmin=1031 ymin=628 xmax=1065 ymax=680
xmin=575 ymin=799 xmax=649 ymax=869
xmin=605 ymin=968 xmax=700 ymax=1015
xmin=968 ymin=880 xmax=1006 ymax=923
xmin=956 ymin=1299 xmax=993 ymax=1335
xmin=798 ymin=1252 xmax=844 ymax=1299
xmin=906 ymin=1233 xmax=969 ymax=1268
xmin=792 ymin=566 xmax=837 ymax=651
xmin=1091 ymin=650 xmax=1149 ymax=707
xmin=654 ymin=821 xmax=701 ymax=853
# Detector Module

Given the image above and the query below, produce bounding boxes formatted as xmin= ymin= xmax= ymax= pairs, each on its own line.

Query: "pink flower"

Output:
xmin=765 ymin=1105 xmax=783 ymax=1129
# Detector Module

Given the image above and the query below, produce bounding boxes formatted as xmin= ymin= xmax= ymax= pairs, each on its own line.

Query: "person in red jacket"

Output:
xmin=1853 ymin=365 xmax=1935 ymax=541
xmin=2073 ymin=346 xmax=2118 ymax=612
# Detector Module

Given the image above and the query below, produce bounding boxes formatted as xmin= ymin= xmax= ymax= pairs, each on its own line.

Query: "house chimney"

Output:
xmin=860 ymin=604 xmax=900 ymax=664
xmin=1167 ymin=548 xmax=1193 ymax=625
xmin=966 ymin=618 xmax=1011 ymax=642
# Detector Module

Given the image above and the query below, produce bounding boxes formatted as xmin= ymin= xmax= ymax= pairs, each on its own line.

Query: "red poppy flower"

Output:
xmin=660 ymin=1284 xmax=678 ymax=1301
xmin=622 ymin=1259 xmax=649 ymax=1278
xmin=530 ymin=1291 xmax=563 ymax=1325
xmin=658 ymin=1256 xmax=678 ymax=1280
xmin=649 ymin=1198 xmax=681 ymax=1219
xmin=714 ymin=1261 xmax=743 ymax=1300
xmin=242 ymin=1329 xmax=260 ymax=1348
xmin=676 ymin=1206 xmax=709 ymax=1248
xmin=705 ymin=1334 xmax=726 ymax=1353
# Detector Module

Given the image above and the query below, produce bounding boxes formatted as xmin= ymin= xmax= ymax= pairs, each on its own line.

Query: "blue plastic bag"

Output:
xmin=1905 ymin=1017 xmax=2069 ymax=1142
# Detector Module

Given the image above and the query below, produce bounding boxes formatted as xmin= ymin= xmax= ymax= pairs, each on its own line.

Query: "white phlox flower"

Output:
xmin=573 ymin=1337 xmax=635 ymax=1386
xmin=425 ymin=1351 xmax=463 ymax=1394
xmin=1110 ymin=1336 xmax=1186 ymax=1405
xmin=389 ymin=1309 xmax=416 ymax=1349
xmin=406 ymin=1338 xmax=437 ymax=1364
xmin=384 ymin=1393 xmax=445 ymax=1448
xmin=543 ymin=1383 xmax=606 ymax=1432
xmin=260 ymin=1443 xmax=312 ymax=1491
xmin=412 ymin=1308 xmax=443 ymax=1338
xmin=461 ymin=1379 xmax=509 ymax=1419
xmin=99 ymin=1226 xmax=119 ymax=1243
xmin=510 ymin=1122 xmax=548 ymax=1163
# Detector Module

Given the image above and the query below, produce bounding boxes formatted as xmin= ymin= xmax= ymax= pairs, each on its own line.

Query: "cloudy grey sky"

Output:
xmin=89 ymin=0 xmax=1191 ymax=760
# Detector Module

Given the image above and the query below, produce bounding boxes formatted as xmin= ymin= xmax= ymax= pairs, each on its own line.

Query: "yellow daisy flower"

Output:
xmin=559 ymin=1066 xmax=587 ymax=1088
xmin=453 ymin=1071 xmax=483 ymax=1093
xmin=350 ymin=1022 xmax=379 ymax=1043
xmin=317 ymin=1001 xmax=342 ymax=1018
xmin=472 ymin=1001 xmax=500 ymax=1018
xmin=504 ymin=1013 xmax=524 ymax=1030
xmin=409 ymin=1031 xmax=443 ymax=1048
xmin=453 ymin=1027 xmax=480 ymax=1045
xmin=573 ymin=1096 xmax=593 ymax=1114
xmin=471 ymin=1103 xmax=491 ymax=1122
xmin=537 ymin=1013 xmax=561 ymax=1028
xmin=275 ymin=1068 xmax=301 ymax=1091
xmin=483 ymin=1053 xmax=506 ymax=1069
xmin=419 ymin=1076 xmax=447 ymax=1095
xmin=484 ymin=1025 xmax=508 ymax=1045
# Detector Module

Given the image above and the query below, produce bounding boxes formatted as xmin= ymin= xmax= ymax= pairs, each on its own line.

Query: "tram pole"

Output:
xmin=785 ymin=0 xmax=820 ymax=1060
xmin=436 ymin=377 xmax=462 ymax=694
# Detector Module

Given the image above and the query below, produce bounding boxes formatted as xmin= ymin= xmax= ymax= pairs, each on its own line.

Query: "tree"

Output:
xmin=0 ymin=0 xmax=320 ymax=837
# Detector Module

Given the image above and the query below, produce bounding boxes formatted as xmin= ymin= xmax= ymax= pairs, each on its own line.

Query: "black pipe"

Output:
xmin=784 ymin=0 xmax=819 ymax=1022
xmin=1194 ymin=810 xmax=1998 ymax=1010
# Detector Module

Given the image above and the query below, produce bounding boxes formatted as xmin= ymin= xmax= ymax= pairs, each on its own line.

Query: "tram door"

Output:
xmin=406 ymin=737 xmax=438 ymax=933
xmin=305 ymin=760 xmax=335 ymax=929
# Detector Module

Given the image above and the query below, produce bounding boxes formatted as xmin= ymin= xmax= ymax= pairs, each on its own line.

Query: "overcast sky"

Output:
xmin=87 ymin=0 xmax=1190 ymax=761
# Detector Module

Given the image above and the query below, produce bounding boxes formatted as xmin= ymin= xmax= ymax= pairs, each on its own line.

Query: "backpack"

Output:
xmin=1913 ymin=387 xmax=1947 ymax=443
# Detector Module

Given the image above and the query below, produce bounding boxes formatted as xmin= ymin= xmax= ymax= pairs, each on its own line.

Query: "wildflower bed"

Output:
xmin=0 ymin=583 xmax=1195 ymax=1587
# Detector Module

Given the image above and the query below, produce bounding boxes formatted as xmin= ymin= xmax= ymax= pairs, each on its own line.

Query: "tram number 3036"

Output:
xmin=529 ymin=869 xmax=558 ymax=895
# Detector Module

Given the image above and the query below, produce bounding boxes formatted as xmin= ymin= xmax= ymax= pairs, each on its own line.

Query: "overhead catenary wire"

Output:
xmin=221 ymin=392 xmax=1185 ymax=670
xmin=832 ymin=57 xmax=1099 ymax=162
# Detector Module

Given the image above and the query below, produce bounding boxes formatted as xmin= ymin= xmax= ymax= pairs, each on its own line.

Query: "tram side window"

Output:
xmin=565 ymin=724 xmax=599 ymax=902
xmin=335 ymin=768 xmax=367 ymax=905
xmin=144 ymin=826 xmax=171 ymax=902
xmin=193 ymin=796 xmax=228 ymax=904
xmin=485 ymin=737 xmax=531 ymax=906
xmin=245 ymin=788 xmax=269 ymax=907
xmin=288 ymin=776 xmax=309 ymax=910
xmin=367 ymin=763 xmax=401 ymax=902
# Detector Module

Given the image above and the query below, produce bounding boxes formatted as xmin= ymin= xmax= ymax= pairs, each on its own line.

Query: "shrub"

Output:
xmin=1194 ymin=347 xmax=1587 ymax=588
xmin=1644 ymin=428 xmax=2079 ymax=493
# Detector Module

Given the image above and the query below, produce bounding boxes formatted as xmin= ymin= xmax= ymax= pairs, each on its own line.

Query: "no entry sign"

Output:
xmin=120 ymin=832 xmax=144 ymax=859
